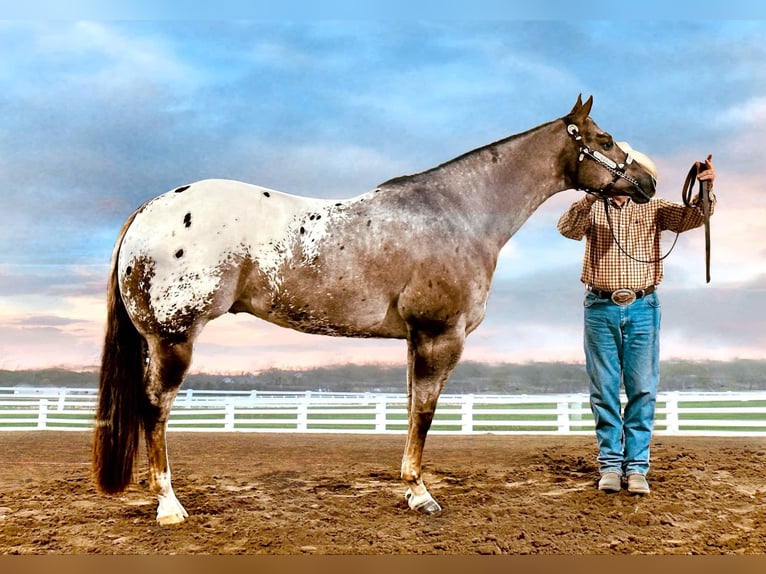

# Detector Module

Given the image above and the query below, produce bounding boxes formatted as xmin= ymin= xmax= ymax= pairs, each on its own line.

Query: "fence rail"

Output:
xmin=2 ymin=387 xmax=766 ymax=436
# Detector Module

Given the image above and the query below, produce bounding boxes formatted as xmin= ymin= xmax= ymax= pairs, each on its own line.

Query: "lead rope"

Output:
xmin=601 ymin=162 xmax=710 ymax=278
xmin=700 ymin=175 xmax=712 ymax=284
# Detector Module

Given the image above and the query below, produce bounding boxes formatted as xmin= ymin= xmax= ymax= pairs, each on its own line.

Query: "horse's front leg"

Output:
xmin=401 ymin=321 xmax=465 ymax=514
xmin=143 ymin=339 xmax=192 ymax=525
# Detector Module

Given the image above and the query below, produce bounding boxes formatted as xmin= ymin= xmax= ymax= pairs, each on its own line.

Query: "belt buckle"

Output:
xmin=611 ymin=288 xmax=636 ymax=306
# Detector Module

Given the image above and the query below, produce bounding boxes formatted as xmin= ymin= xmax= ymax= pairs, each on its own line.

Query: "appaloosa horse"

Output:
xmin=94 ymin=95 xmax=656 ymax=524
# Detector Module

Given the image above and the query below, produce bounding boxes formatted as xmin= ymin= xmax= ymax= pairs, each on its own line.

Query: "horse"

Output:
xmin=93 ymin=95 xmax=656 ymax=525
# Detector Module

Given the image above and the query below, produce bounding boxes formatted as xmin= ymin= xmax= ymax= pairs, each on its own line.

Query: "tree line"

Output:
xmin=2 ymin=359 xmax=765 ymax=394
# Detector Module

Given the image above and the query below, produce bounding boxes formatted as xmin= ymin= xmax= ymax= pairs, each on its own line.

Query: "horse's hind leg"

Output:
xmin=401 ymin=321 xmax=465 ymax=514
xmin=143 ymin=337 xmax=193 ymax=525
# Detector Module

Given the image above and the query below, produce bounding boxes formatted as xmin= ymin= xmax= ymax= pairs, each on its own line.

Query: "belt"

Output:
xmin=587 ymin=285 xmax=656 ymax=306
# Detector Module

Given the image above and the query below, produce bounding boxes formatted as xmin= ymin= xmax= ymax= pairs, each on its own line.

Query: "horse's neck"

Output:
xmin=404 ymin=120 xmax=569 ymax=248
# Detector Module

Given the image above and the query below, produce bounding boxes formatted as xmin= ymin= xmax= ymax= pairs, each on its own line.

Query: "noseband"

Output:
xmin=566 ymin=123 xmax=653 ymax=203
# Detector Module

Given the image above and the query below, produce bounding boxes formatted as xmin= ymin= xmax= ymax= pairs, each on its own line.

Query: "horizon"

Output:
xmin=3 ymin=356 xmax=765 ymax=378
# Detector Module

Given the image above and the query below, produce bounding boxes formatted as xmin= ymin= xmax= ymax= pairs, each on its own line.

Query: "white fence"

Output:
xmin=1 ymin=387 xmax=766 ymax=436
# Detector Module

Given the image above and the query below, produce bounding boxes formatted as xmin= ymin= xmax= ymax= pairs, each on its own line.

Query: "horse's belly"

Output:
xmin=244 ymin=290 xmax=406 ymax=339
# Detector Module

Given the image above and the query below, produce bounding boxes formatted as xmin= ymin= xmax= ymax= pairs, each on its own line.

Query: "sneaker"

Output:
xmin=626 ymin=473 xmax=650 ymax=495
xmin=598 ymin=472 xmax=621 ymax=493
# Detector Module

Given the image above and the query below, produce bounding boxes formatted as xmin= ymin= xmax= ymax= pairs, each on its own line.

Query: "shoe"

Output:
xmin=598 ymin=472 xmax=621 ymax=493
xmin=627 ymin=473 xmax=650 ymax=495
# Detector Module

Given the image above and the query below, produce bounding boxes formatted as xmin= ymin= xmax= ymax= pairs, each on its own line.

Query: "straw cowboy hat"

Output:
xmin=617 ymin=141 xmax=658 ymax=181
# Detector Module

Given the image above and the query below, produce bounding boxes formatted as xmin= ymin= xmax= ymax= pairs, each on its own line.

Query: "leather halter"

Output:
xmin=565 ymin=122 xmax=654 ymax=203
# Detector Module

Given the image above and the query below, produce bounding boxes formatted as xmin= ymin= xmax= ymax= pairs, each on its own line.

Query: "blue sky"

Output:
xmin=1 ymin=20 xmax=765 ymax=372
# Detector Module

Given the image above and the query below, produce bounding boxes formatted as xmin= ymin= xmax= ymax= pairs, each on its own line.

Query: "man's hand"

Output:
xmin=697 ymin=154 xmax=716 ymax=190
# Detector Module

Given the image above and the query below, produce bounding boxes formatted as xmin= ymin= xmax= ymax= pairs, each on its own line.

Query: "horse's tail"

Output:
xmin=93 ymin=210 xmax=146 ymax=494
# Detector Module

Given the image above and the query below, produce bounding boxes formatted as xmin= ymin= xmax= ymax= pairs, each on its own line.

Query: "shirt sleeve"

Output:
xmin=656 ymin=192 xmax=716 ymax=233
xmin=557 ymin=196 xmax=594 ymax=240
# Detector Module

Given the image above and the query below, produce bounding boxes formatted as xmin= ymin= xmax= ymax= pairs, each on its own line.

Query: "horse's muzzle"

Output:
xmin=628 ymin=175 xmax=656 ymax=204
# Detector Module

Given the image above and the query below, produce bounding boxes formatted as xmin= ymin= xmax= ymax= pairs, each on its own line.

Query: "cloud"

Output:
xmin=221 ymin=138 xmax=412 ymax=198
xmin=0 ymin=321 xmax=101 ymax=370
xmin=0 ymin=264 xmax=107 ymax=298
xmin=718 ymin=96 xmax=766 ymax=126
xmin=27 ymin=22 xmax=199 ymax=92
xmin=7 ymin=315 xmax=87 ymax=327
xmin=660 ymin=276 xmax=766 ymax=361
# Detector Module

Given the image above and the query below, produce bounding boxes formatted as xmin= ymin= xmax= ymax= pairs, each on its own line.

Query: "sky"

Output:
xmin=1 ymin=19 xmax=765 ymax=373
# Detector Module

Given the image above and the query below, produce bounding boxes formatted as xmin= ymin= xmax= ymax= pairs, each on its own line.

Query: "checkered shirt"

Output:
xmin=557 ymin=194 xmax=715 ymax=291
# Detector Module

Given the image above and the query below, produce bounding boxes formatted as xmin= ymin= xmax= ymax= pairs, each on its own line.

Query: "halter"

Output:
xmin=566 ymin=123 xmax=653 ymax=203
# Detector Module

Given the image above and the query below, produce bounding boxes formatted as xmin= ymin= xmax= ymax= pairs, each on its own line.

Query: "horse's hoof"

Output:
xmin=156 ymin=512 xmax=187 ymax=526
xmin=413 ymin=498 xmax=442 ymax=514
xmin=156 ymin=495 xmax=189 ymax=526
xmin=405 ymin=489 xmax=443 ymax=514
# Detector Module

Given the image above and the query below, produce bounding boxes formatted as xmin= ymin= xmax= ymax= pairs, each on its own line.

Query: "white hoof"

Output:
xmin=405 ymin=487 xmax=442 ymax=514
xmin=156 ymin=493 xmax=189 ymax=525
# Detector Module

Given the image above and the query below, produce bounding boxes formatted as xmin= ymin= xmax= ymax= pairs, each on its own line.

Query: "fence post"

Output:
xmin=57 ymin=389 xmax=67 ymax=412
xmin=297 ymin=392 xmax=310 ymax=431
xmin=224 ymin=402 xmax=236 ymax=431
xmin=557 ymin=400 xmax=570 ymax=433
xmin=375 ymin=395 xmax=387 ymax=432
xmin=461 ymin=395 xmax=474 ymax=433
xmin=664 ymin=392 xmax=679 ymax=433
xmin=569 ymin=399 xmax=583 ymax=427
xmin=37 ymin=398 xmax=48 ymax=430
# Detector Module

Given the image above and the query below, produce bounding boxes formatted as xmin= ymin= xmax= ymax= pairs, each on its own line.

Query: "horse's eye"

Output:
xmin=602 ymin=141 xmax=614 ymax=151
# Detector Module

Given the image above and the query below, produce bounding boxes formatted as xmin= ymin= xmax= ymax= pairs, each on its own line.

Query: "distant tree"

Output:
xmin=3 ymin=360 xmax=765 ymax=394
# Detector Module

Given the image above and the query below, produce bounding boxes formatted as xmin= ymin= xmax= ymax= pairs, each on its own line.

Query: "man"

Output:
xmin=557 ymin=144 xmax=716 ymax=494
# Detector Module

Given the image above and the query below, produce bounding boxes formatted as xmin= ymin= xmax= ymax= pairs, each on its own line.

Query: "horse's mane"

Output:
xmin=378 ymin=120 xmax=557 ymax=188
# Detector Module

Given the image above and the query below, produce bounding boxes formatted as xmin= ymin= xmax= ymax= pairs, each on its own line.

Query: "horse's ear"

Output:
xmin=568 ymin=94 xmax=584 ymax=116
xmin=567 ymin=94 xmax=593 ymax=123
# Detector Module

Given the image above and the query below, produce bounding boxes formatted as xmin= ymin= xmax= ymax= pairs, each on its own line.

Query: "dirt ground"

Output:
xmin=1 ymin=431 xmax=765 ymax=555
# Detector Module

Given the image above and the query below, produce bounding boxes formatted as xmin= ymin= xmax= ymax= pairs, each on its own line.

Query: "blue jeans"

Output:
xmin=583 ymin=291 xmax=661 ymax=477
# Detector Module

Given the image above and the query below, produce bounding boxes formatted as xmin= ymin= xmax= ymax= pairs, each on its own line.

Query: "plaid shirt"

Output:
xmin=557 ymin=194 xmax=715 ymax=291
